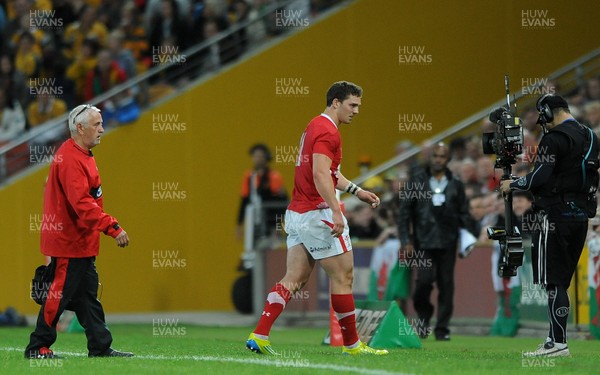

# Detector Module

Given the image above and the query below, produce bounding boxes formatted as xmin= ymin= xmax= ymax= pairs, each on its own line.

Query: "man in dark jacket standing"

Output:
xmin=398 ymin=142 xmax=470 ymax=341
xmin=25 ymin=104 xmax=133 ymax=359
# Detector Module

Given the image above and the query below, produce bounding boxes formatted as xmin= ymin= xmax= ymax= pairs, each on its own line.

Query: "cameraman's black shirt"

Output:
xmin=510 ymin=125 xmax=564 ymax=193
xmin=510 ymin=119 xmax=595 ymax=221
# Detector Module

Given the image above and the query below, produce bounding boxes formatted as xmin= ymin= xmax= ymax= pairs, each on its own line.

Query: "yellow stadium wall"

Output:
xmin=2 ymin=0 xmax=600 ymax=313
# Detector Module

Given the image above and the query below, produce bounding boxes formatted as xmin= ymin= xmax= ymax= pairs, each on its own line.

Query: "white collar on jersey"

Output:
xmin=320 ymin=113 xmax=338 ymax=128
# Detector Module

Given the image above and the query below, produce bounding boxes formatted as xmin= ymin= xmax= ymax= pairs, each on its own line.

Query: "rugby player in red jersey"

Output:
xmin=246 ymin=81 xmax=388 ymax=355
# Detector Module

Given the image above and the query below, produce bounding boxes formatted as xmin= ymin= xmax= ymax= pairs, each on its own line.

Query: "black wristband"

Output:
xmin=345 ymin=182 xmax=362 ymax=195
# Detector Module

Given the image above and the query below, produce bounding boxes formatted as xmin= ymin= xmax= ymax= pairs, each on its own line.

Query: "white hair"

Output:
xmin=68 ymin=104 xmax=101 ymax=132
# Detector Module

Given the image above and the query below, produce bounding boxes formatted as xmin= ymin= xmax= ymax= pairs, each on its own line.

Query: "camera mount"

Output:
xmin=483 ymin=75 xmax=525 ymax=277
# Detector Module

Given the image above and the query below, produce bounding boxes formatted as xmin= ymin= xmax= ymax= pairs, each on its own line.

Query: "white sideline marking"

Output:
xmin=1 ymin=347 xmax=409 ymax=375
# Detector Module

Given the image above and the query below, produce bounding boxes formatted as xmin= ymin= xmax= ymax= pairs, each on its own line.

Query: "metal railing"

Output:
xmin=242 ymin=200 xmax=289 ymax=318
xmin=0 ymin=0 xmax=348 ymax=184
xmin=354 ymin=46 xmax=600 ymax=185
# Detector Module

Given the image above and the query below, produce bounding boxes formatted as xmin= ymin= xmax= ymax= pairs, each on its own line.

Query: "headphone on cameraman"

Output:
xmin=536 ymin=94 xmax=555 ymax=124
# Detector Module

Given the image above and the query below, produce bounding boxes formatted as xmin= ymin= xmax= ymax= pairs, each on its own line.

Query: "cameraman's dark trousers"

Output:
xmin=532 ymin=210 xmax=587 ymax=344
xmin=25 ymin=257 xmax=113 ymax=357
xmin=413 ymin=247 xmax=456 ymax=338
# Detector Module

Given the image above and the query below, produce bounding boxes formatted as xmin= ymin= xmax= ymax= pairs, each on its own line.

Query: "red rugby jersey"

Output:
xmin=288 ymin=114 xmax=341 ymax=213
xmin=41 ymin=138 xmax=122 ymax=258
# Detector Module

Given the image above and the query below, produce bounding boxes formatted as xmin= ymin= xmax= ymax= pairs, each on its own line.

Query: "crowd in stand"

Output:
xmin=0 ymin=0 xmax=339 ymax=145
xmin=0 ymin=1 xmax=598 ymax=188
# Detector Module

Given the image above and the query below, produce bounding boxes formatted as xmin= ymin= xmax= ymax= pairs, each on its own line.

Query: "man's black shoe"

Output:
xmin=89 ymin=348 xmax=134 ymax=358
xmin=26 ymin=347 xmax=61 ymax=359
xmin=435 ymin=334 xmax=451 ymax=341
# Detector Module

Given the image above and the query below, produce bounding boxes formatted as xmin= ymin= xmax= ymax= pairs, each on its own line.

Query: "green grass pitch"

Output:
xmin=1 ymin=325 xmax=599 ymax=374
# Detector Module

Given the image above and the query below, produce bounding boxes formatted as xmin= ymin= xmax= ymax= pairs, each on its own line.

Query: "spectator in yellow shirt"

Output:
xmin=14 ymin=32 xmax=42 ymax=78
xmin=120 ymin=2 xmax=150 ymax=68
xmin=62 ymin=5 xmax=108 ymax=60
xmin=9 ymin=12 xmax=50 ymax=51
xmin=66 ymin=39 xmax=98 ymax=102
xmin=27 ymin=93 xmax=68 ymax=128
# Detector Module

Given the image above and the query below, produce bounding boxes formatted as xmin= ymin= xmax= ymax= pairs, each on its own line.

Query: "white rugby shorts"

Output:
xmin=284 ymin=209 xmax=353 ymax=260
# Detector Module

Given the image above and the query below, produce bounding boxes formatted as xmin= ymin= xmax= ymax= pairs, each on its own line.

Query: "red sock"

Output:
xmin=331 ymin=294 xmax=359 ymax=347
xmin=254 ymin=283 xmax=292 ymax=337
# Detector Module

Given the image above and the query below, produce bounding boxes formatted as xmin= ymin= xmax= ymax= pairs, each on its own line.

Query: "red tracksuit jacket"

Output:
xmin=41 ymin=138 xmax=122 ymax=258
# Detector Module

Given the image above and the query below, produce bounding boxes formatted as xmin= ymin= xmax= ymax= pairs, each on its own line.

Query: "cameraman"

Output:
xmin=501 ymin=94 xmax=600 ymax=357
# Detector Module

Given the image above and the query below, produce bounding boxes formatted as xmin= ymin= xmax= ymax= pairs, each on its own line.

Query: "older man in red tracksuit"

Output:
xmin=25 ymin=104 xmax=132 ymax=359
